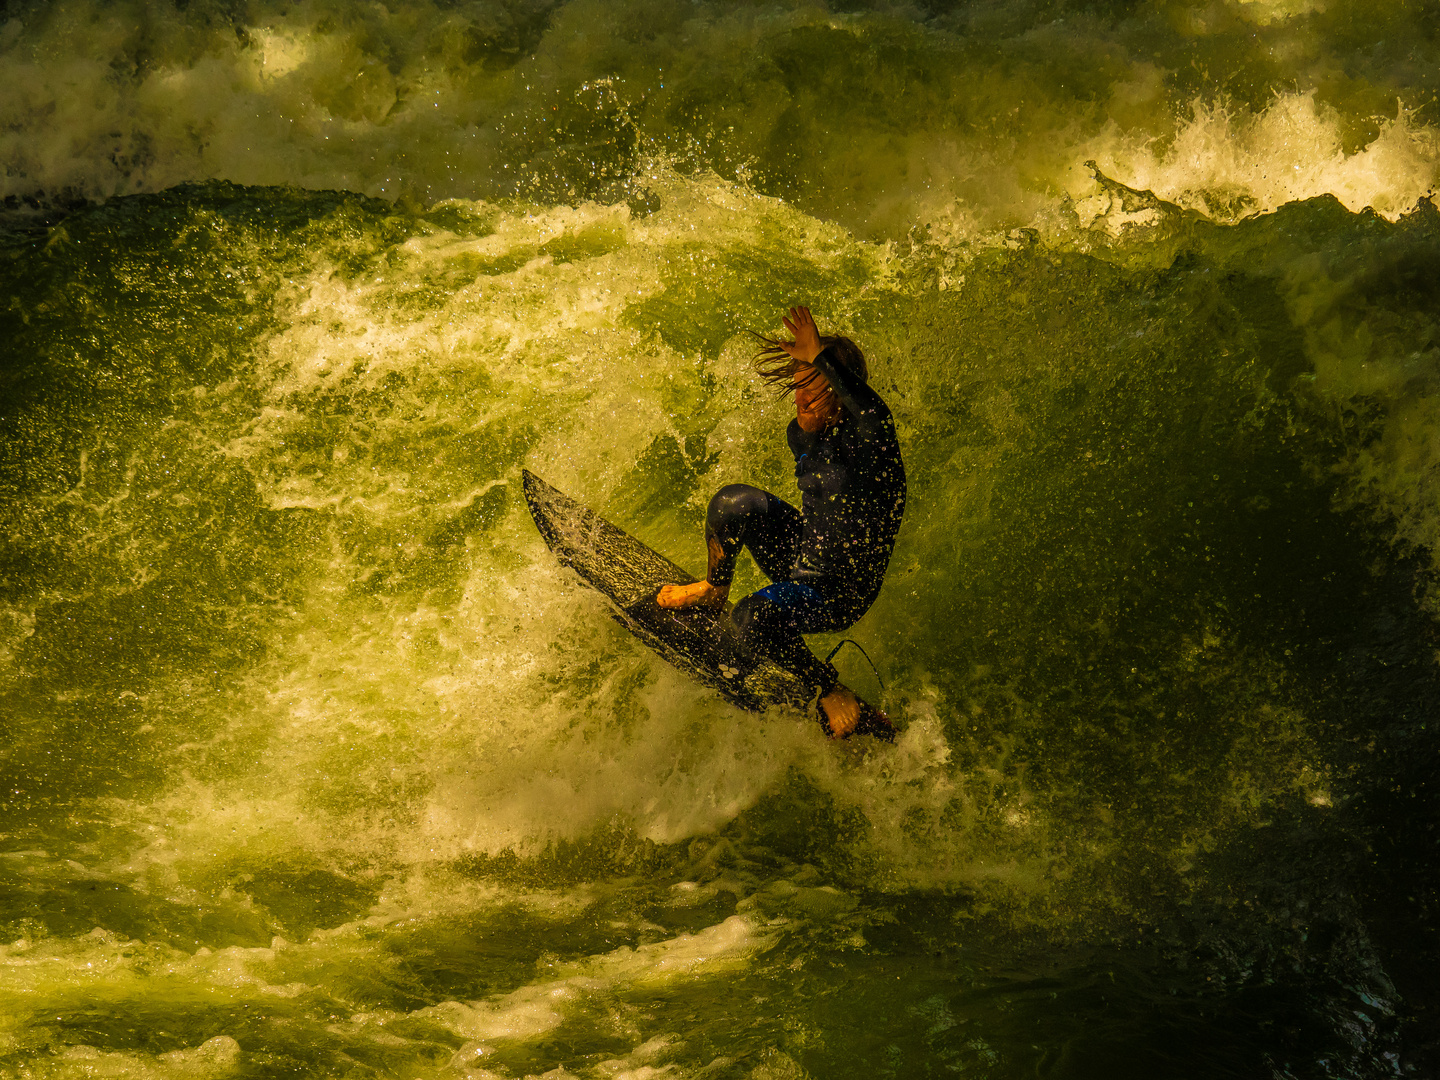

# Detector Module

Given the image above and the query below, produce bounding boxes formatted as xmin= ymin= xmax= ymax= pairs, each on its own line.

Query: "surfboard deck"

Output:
xmin=522 ymin=469 xmax=813 ymax=712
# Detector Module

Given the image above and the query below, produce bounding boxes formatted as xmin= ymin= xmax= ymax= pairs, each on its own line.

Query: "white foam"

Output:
xmin=45 ymin=1038 xmax=241 ymax=1080
xmin=1088 ymin=92 xmax=1440 ymax=223
xmin=5 ymin=0 xmax=1432 ymax=237
xmin=417 ymin=913 xmax=767 ymax=1045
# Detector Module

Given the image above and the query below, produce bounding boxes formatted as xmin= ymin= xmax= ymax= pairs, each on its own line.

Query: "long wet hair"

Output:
xmin=749 ymin=331 xmax=869 ymax=400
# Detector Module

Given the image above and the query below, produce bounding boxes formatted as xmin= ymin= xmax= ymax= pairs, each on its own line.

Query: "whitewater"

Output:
xmin=1 ymin=0 xmax=1439 ymax=1076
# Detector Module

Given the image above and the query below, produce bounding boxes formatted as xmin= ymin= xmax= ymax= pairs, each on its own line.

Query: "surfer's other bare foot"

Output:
xmin=820 ymin=684 xmax=867 ymax=738
xmin=657 ymin=580 xmax=729 ymax=609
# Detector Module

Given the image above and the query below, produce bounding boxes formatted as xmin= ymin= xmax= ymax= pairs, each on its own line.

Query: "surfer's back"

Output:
xmin=786 ymin=354 xmax=906 ymax=602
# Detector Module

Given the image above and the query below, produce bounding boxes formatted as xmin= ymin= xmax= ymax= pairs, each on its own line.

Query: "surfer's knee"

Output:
xmin=707 ymin=484 xmax=769 ymax=533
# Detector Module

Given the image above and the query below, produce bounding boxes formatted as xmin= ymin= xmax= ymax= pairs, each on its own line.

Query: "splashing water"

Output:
xmin=1 ymin=1 xmax=1439 ymax=1077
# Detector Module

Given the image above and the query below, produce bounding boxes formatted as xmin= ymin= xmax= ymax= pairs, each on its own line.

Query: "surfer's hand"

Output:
xmin=819 ymin=684 xmax=863 ymax=738
xmin=658 ymin=580 xmax=729 ymax=609
xmin=780 ymin=306 xmax=823 ymax=365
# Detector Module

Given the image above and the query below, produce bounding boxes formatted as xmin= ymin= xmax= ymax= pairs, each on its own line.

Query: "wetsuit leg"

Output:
xmin=732 ymin=581 xmax=851 ymax=694
xmin=704 ymin=485 xmax=803 ymax=588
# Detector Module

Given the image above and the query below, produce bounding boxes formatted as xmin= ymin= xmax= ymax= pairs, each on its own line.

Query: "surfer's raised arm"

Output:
xmin=657 ymin=304 xmax=907 ymax=742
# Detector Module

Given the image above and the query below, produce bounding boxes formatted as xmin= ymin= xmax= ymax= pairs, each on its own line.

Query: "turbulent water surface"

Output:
xmin=3 ymin=1 xmax=1440 ymax=1076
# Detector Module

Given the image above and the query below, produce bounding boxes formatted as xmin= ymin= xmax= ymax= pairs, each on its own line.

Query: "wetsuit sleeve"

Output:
xmin=810 ymin=345 xmax=888 ymax=433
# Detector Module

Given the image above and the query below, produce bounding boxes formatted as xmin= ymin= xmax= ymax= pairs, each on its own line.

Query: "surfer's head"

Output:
xmin=752 ymin=333 xmax=867 ymax=394
xmin=793 ymin=360 xmax=842 ymax=432
xmin=753 ymin=332 xmax=865 ymax=432
xmin=751 ymin=333 xmax=867 ymax=433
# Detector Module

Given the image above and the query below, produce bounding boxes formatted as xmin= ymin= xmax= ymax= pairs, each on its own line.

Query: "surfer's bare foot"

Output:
xmin=820 ymin=684 xmax=867 ymax=738
xmin=657 ymin=580 xmax=729 ymax=609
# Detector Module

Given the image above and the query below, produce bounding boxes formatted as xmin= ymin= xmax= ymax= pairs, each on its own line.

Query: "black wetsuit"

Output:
xmin=704 ymin=345 xmax=906 ymax=693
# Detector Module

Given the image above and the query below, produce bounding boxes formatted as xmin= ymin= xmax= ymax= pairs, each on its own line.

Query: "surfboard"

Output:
xmin=522 ymin=469 xmax=813 ymax=713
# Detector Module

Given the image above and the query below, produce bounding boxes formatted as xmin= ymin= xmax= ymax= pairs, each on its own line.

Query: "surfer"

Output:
xmin=658 ymin=306 xmax=906 ymax=738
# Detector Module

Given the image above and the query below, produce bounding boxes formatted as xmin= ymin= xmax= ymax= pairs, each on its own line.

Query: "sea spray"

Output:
xmin=4 ymin=0 xmax=1439 ymax=234
xmin=1 ymin=1 xmax=1438 ymax=1076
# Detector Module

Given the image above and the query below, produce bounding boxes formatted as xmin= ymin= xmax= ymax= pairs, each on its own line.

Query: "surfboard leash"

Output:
xmin=824 ymin=639 xmax=885 ymax=691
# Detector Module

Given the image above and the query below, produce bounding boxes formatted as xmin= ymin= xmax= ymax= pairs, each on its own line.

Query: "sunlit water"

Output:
xmin=2 ymin=1 xmax=1439 ymax=1077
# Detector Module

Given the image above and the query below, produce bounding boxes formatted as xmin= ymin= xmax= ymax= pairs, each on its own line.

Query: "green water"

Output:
xmin=2 ymin=1 xmax=1440 ymax=1077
